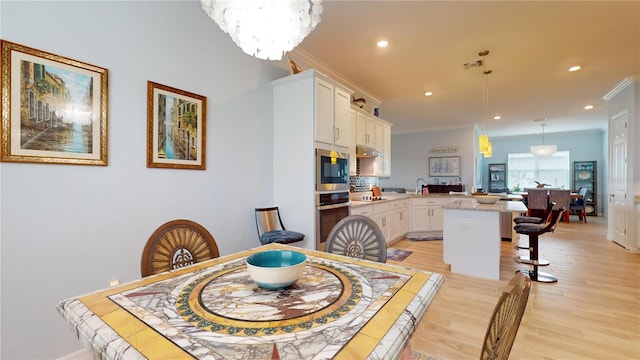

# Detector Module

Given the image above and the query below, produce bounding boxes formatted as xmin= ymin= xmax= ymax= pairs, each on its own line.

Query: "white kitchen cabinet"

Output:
xmin=315 ymin=78 xmax=351 ymax=148
xmin=373 ymin=120 xmax=392 ymax=177
xmin=272 ymin=70 xmax=353 ymax=250
xmin=351 ymin=199 xmax=408 ymax=244
xmin=375 ymin=120 xmax=384 ymax=152
xmin=409 ymin=197 xmax=447 ymax=234
xmin=349 ymin=108 xmax=357 ymax=175
xmin=355 ymin=108 xmax=376 ymax=149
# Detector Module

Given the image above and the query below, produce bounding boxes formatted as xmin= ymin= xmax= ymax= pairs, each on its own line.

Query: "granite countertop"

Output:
xmin=442 ymin=198 xmax=528 ymax=213
xmin=350 ymin=192 xmax=466 ymax=207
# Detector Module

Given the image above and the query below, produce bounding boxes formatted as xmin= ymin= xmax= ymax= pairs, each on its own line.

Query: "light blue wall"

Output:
xmin=380 ymin=128 xmax=607 ymax=214
xmin=0 ymin=1 xmax=289 ymax=358
xmin=378 ymin=127 xmax=476 ymax=192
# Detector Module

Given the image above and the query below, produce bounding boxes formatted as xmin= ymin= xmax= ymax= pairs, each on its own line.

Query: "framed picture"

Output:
xmin=147 ymin=81 xmax=206 ymax=170
xmin=0 ymin=40 xmax=108 ymax=165
xmin=429 ymin=156 xmax=460 ymax=177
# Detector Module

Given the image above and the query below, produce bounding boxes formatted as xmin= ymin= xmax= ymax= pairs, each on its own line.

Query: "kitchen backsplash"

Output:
xmin=350 ymin=176 xmax=378 ymax=192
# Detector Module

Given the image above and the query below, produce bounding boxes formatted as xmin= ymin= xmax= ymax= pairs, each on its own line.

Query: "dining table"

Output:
xmin=57 ymin=243 xmax=444 ymax=360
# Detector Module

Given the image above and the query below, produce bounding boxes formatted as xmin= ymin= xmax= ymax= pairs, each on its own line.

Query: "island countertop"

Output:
xmin=442 ymin=198 xmax=528 ymax=213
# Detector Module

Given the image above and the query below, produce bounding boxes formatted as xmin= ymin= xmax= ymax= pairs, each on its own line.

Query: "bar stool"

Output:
xmin=514 ymin=207 xmax=565 ymax=283
xmin=513 ymin=201 xmax=555 ymax=266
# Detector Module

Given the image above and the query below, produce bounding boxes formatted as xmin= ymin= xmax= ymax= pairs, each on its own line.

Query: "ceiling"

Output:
xmin=291 ymin=1 xmax=640 ymax=137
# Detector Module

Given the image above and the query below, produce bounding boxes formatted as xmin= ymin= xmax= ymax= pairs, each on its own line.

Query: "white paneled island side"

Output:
xmin=442 ymin=199 xmax=527 ymax=280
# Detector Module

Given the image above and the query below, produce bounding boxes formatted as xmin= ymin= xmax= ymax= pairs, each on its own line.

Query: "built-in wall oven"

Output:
xmin=316 ymin=191 xmax=350 ymax=251
xmin=316 ymin=148 xmax=349 ymax=192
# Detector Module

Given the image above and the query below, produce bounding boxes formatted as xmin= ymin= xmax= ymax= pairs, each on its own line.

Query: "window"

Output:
xmin=507 ymin=151 xmax=570 ymax=190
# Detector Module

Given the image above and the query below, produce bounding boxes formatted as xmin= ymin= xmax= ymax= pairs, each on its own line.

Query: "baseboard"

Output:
xmin=57 ymin=349 xmax=91 ymax=360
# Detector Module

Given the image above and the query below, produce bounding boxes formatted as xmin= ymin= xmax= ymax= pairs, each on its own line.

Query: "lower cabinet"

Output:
xmin=408 ymin=197 xmax=447 ymax=235
xmin=351 ymin=199 xmax=408 ymax=244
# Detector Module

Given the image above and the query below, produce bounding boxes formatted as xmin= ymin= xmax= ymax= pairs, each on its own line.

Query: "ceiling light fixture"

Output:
xmin=476 ymin=50 xmax=492 ymax=158
xmin=568 ymin=65 xmax=582 ymax=72
xmin=424 ymin=91 xmax=433 ymax=96
xmin=493 ymin=115 xmax=501 ymax=120
xmin=530 ymin=123 xmax=557 ymax=157
xmin=377 ymin=40 xmax=389 ymax=48
xmin=200 ymin=0 xmax=323 ymax=61
xmin=584 ymin=105 xmax=594 ymax=110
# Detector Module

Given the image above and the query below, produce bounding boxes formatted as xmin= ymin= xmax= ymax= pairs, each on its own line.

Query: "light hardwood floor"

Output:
xmin=389 ymin=215 xmax=640 ymax=360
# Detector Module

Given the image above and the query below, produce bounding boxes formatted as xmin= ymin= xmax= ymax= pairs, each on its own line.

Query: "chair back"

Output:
xmin=255 ymin=207 xmax=285 ymax=234
xmin=578 ymin=187 xmax=589 ymax=206
xmin=325 ymin=215 xmax=387 ymax=263
xmin=480 ymin=272 xmax=532 ymax=360
xmin=548 ymin=189 xmax=571 ymax=211
xmin=526 ymin=189 xmax=548 ymax=211
xmin=141 ymin=219 xmax=219 ymax=277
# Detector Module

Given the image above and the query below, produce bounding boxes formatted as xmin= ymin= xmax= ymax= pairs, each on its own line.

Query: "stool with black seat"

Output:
xmin=514 ymin=207 xmax=566 ymax=283
xmin=513 ymin=201 xmax=555 ymax=266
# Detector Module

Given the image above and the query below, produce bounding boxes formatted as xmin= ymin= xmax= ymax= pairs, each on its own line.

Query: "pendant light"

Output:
xmin=530 ymin=123 xmax=557 ymax=157
xmin=479 ymin=50 xmax=492 ymax=158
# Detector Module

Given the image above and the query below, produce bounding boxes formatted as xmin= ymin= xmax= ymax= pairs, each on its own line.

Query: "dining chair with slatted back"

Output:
xmin=548 ymin=189 xmax=571 ymax=223
xmin=569 ymin=187 xmax=590 ymax=222
xmin=325 ymin=215 xmax=387 ymax=263
xmin=480 ymin=272 xmax=532 ymax=360
xmin=141 ymin=219 xmax=219 ymax=277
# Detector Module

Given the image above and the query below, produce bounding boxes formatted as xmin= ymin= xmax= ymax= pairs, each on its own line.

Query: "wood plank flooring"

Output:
xmin=389 ymin=216 xmax=640 ymax=360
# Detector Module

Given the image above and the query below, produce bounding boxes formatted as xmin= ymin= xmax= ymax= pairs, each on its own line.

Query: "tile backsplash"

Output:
xmin=350 ymin=176 xmax=378 ymax=192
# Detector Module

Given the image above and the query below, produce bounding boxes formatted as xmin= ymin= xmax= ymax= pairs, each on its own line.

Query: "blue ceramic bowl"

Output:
xmin=245 ymin=250 xmax=307 ymax=289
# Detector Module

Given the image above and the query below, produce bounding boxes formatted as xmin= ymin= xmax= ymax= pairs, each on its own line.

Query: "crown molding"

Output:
xmin=603 ymin=75 xmax=637 ymax=101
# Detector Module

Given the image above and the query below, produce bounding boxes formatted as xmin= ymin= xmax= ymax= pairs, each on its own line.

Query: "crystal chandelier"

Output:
xmin=530 ymin=123 xmax=557 ymax=157
xmin=201 ymin=0 xmax=323 ymax=61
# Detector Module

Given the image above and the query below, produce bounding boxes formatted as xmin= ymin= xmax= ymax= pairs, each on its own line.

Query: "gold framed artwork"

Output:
xmin=146 ymin=81 xmax=206 ymax=170
xmin=0 ymin=40 xmax=108 ymax=165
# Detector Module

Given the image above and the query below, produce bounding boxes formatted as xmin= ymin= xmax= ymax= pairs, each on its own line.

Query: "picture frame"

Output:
xmin=147 ymin=81 xmax=206 ymax=170
xmin=0 ymin=40 xmax=108 ymax=165
xmin=429 ymin=156 xmax=460 ymax=177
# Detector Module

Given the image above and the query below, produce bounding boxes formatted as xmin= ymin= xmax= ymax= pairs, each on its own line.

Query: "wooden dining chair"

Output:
xmin=400 ymin=273 xmax=531 ymax=360
xmin=140 ymin=219 xmax=219 ymax=277
xmin=480 ymin=272 xmax=532 ymax=360
xmin=524 ymin=188 xmax=548 ymax=218
xmin=325 ymin=215 xmax=387 ymax=263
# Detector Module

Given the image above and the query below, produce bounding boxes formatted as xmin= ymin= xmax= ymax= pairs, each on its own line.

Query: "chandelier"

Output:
xmin=201 ymin=0 xmax=323 ymax=61
xmin=530 ymin=123 xmax=557 ymax=157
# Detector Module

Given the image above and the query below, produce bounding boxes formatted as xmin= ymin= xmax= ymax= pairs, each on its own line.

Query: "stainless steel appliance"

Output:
xmin=316 ymin=191 xmax=350 ymax=251
xmin=316 ymin=148 xmax=349 ymax=192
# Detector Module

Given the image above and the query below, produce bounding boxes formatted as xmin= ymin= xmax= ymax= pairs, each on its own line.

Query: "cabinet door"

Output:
xmin=399 ymin=207 xmax=409 ymax=235
xmin=366 ymin=115 xmax=377 ymax=148
xmin=374 ymin=120 xmax=384 ymax=152
xmin=389 ymin=210 xmax=400 ymax=241
xmin=333 ymin=87 xmax=351 ymax=147
xmin=410 ymin=205 xmax=430 ymax=232
xmin=429 ymin=205 xmax=444 ymax=232
xmin=349 ymin=108 xmax=357 ymax=175
xmin=382 ymin=123 xmax=391 ymax=176
xmin=314 ymin=78 xmax=334 ymax=145
xmin=356 ymin=110 xmax=368 ymax=147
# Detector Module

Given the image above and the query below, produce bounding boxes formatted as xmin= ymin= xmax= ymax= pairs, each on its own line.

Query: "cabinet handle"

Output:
xmin=335 ymin=127 xmax=339 ymax=140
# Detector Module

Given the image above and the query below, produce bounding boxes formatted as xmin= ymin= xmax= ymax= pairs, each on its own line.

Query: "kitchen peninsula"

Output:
xmin=442 ymin=199 xmax=527 ymax=280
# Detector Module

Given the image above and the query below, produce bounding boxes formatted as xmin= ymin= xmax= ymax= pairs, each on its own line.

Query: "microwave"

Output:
xmin=316 ymin=148 xmax=349 ymax=191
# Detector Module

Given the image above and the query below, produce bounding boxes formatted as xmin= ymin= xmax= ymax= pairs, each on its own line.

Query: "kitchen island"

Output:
xmin=442 ymin=199 xmax=527 ymax=280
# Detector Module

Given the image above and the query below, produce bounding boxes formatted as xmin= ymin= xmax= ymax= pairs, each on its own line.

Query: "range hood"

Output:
xmin=356 ymin=146 xmax=383 ymax=158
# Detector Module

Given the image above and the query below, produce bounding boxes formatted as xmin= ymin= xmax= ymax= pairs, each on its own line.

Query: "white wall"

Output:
xmin=0 ymin=1 xmax=289 ymax=358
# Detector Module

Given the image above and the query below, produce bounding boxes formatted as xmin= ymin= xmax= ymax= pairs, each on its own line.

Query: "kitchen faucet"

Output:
xmin=416 ymin=177 xmax=425 ymax=194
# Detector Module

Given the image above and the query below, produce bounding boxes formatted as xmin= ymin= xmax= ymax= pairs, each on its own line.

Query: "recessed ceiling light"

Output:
xmin=569 ymin=65 xmax=582 ymax=72
xmin=377 ymin=40 xmax=389 ymax=48
xmin=493 ymin=115 xmax=501 ymax=120
xmin=584 ymin=105 xmax=594 ymax=110
xmin=424 ymin=91 xmax=433 ymax=96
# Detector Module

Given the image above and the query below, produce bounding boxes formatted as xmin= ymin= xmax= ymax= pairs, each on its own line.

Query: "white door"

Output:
xmin=609 ymin=111 xmax=628 ymax=247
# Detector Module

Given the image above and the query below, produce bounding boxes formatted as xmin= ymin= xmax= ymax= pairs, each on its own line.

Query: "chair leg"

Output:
xmin=520 ymin=234 xmax=557 ymax=283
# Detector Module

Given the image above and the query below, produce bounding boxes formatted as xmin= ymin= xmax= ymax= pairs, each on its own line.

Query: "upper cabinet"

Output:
xmin=355 ymin=109 xmax=377 ymax=149
xmin=314 ymin=77 xmax=351 ymax=148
